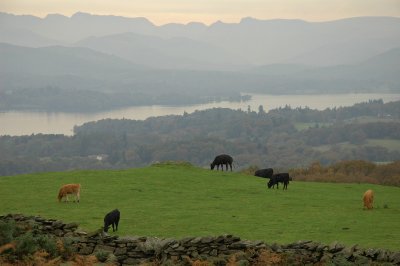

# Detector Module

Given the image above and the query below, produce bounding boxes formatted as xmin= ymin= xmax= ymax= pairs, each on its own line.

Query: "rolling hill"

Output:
xmin=0 ymin=163 xmax=399 ymax=251
xmin=0 ymin=42 xmax=143 ymax=77
xmin=75 ymin=32 xmax=248 ymax=70
xmin=248 ymin=47 xmax=400 ymax=93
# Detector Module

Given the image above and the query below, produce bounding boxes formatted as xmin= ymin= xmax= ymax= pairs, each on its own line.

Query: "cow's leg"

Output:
xmin=66 ymin=194 xmax=69 ymax=202
xmin=112 ymin=223 xmax=115 ymax=232
xmin=77 ymin=191 xmax=80 ymax=203
xmin=229 ymin=163 xmax=232 ymax=171
xmin=116 ymin=220 xmax=119 ymax=231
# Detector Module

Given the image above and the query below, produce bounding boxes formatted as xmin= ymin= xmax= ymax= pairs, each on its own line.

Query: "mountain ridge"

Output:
xmin=1 ymin=12 xmax=399 ymax=67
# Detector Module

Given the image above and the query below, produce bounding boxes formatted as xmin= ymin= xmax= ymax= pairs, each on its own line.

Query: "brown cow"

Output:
xmin=58 ymin=183 xmax=81 ymax=203
xmin=363 ymin=189 xmax=374 ymax=210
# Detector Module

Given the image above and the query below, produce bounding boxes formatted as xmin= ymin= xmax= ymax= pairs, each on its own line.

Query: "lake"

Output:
xmin=1 ymin=93 xmax=399 ymax=136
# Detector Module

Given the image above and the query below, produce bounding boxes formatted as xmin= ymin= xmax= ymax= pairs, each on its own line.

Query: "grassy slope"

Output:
xmin=0 ymin=163 xmax=399 ymax=251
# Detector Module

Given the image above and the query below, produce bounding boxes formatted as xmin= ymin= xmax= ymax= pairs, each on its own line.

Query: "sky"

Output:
xmin=1 ymin=0 xmax=400 ymax=25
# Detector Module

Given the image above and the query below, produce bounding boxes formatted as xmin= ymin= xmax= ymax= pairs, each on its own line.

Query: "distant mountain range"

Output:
xmin=1 ymin=12 xmax=400 ymax=68
xmin=1 ymin=42 xmax=399 ymax=94
xmin=0 ymin=12 xmax=399 ymax=111
xmin=75 ymin=32 xmax=246 ymax=70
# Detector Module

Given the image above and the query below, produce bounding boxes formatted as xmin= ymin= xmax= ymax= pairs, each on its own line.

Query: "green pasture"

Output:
xmin=344 ymin=116 xmax=397 ymax=124
xmin=294 ymin=116 xmax=398 ymax=131
xmin=294 ymin=122 xmax=332 ymax=131
xmin=0 ymin=163 xmax=399 ymax=251
xmin=366 ymin=139 xmax=400 ymax=152
xmin=313 ymin=139 xmax=400 ymax=153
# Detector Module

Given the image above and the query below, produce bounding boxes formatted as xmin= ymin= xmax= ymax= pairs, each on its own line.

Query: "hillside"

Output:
xmin=0 ymin=163 xmax=399 ymax=251
xmin=0 ymin=42 xmax=142 ymax=78
xmin=75 ymin=32 xmax=247 ymax=70
xmin=248 ymin=47 xmax=400 ymax=93
xmin=1 ymin=100 xmax=399 ymax=176
xmin=0 ymin=43 xmax=247 ymax=110
xmin=1 ymin=42 xmax=400 ymax=112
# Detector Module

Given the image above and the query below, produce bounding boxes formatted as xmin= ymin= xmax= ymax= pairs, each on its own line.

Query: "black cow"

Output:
xmin=268 ymin=173 xmax=291 ymax=190
xmin=210 ymin=154 xmax=233 ymax=171
xmin=104 ymin=209 xmax=120 ymax=232
xmin=254 ymin=168 xmax=273 ymax=179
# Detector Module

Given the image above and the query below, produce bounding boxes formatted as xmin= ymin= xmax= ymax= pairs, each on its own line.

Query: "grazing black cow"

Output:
xmin=210 ymin=154 xmax=233 ymax=171
xmin=254 ymin=168 xmax=273 ymax=179
xmin=104 ymin=209 xmax=120 ymax=233
xmin=268 ymin=175 xmax=279 ymax=189
xmin=268 ymin=173 xmax=291 ymax=190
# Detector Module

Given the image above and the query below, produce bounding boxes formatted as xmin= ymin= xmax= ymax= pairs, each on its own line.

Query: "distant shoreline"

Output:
xmin=1 ymin=93 xmax=399 ymax=136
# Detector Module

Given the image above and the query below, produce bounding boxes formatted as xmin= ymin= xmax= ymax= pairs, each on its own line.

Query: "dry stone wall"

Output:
xmin=1 ymin=214 xmax=399 ymax=265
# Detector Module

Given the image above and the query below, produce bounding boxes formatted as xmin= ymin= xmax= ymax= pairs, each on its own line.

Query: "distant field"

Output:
xmin=366 ymin=139 xmax=400 ymax=151
xmin=294 ymin=122 xmax=332 ymax=131
xmin=313 ymin=139 xmax=400 ymax=153
xmin=0 ymin=163 xmax=399 ymax=251
xmin=344 ymin=116 xmax=398 ymax=124
xmin=295 ymin=115 xmax=398 ymax=130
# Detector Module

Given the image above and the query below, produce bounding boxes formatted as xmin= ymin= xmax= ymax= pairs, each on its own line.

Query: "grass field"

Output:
xmin=294 ymin=122 xmax=333 ymax=131
xmin=313 ymin=139 xmax=400 ymax=153
xmin=0 ymin=162 xmax=399 ymax=251
xmin=366 ymin=139 xmax=400 ymax=152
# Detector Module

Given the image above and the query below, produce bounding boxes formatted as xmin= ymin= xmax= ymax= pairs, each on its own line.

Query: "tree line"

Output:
xmin=289 ymin=160 xmax=400 ymax=187
xmin=0 ymin=100 xmax=399 ymax=182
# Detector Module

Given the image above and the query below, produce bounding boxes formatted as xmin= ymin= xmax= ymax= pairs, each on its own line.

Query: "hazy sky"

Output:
xmin=1 ymin=0 xmax=400 ymax=25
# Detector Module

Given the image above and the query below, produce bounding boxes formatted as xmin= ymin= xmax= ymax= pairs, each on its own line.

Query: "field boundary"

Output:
xmin=1 ymin=214 xmax=399 ymax=265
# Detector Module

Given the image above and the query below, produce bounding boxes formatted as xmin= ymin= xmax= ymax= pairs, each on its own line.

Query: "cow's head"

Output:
xmin=210 ymin=163 xmax=215 ymax=170
xmin=267 ymin=180 xmax=274 ymax=189
xmin=103 ymin=225 xmax=110 ymax=232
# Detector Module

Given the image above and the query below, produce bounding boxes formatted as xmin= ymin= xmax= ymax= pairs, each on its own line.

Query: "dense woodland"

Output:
xmin=1 ymin=100 xmax=400 ymax=185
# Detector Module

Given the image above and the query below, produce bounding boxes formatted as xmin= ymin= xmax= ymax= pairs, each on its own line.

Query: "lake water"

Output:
xmin=1 ymin=93 xmax=399 ymax=136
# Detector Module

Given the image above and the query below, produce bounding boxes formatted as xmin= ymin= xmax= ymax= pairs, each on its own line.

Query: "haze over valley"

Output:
xmin=1 ymin=12 xmax=400 ymax=112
